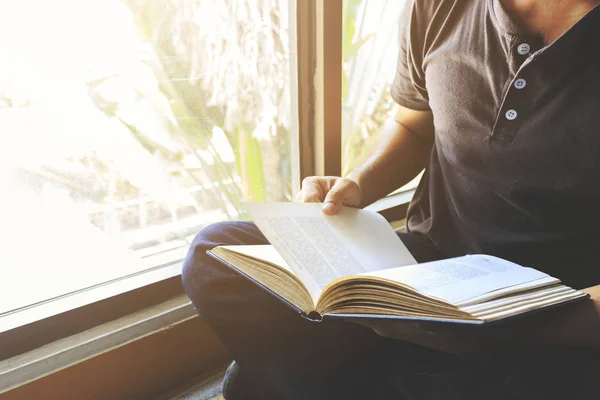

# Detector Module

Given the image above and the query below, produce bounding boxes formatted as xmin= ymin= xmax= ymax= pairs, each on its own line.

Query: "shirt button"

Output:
xmin=514 ymin=78 xmax=527 ymax=89
xmin=505 ymin=109 xmax=518 ymax=121
xmin=517 ymin=43 xmax=531 ymax=55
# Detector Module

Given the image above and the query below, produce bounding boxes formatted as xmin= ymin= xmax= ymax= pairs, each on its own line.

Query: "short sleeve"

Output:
xmin=390 ymin=0 xmax=431 ymax=111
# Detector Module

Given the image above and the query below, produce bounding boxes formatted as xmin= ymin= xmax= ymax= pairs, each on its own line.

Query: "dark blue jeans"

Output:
xmin=182 ymin=221 xmax=599 ymax=399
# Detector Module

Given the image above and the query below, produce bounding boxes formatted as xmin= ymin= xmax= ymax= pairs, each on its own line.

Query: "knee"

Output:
xmin=181 ymin=221 xmax=262 ymax=302
xmin=182 ymin=221 xmax=237 ymax=287
xmin=188 ymin=221 xmax=239 ymax=255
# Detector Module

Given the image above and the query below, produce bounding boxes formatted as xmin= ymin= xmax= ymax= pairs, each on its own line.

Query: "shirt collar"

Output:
xmin=490 ymin=1 xmax=600 ymax=76
xmin=490 ymin=0 xmax=600 ymax=42
xmin=489 ymin=0 xmax=522 ymax=38
xmin=537 ymin=3 xmax=600 ymax=78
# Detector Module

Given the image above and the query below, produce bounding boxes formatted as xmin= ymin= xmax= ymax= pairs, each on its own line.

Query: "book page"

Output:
xmin=363 ymin=254 xmax=555 ymax=305
xmin=244 ymin=202 xmax=416 ymax=302
xmin=221 ymin=245 xmax=295 ymax=274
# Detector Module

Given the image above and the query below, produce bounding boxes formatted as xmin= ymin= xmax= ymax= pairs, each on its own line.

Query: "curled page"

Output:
xmin=364 ymin=254 xmax=555 ymax=305
xmin=244 ymin=202 xmax=416 ymax=303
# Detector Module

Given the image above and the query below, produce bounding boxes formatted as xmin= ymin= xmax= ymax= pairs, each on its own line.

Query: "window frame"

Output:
xmin=0 ymin=1 xmax=413 ymax=397
xmin=0 ymin=264 xmax=183 ymax=360
xmin=291 ymin=0 xmax=343 ymax=187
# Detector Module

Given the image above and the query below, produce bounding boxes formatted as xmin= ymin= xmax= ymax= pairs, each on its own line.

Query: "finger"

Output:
xmin=300 ymin=177 xmax=324 ymax=202
xmin=303 ymin=193 xmax=322 ymax=202
xmin=322 ymin=198 xmax=341 ymax=215
xmin=322 ymin=181 xmax=347 ymax=215
xmin=295 ymin=191 xmax=319 ymax=202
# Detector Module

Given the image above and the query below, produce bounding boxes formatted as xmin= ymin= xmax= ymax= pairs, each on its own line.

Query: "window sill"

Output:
xmin=0 ymin=294 xmax=196 ymax=393
xmin=0 ymin=259 xmax=187 ymax=361
xmin=1 ymin=308 xmax=228 ymax=399
xmin=0 ymin=259 xmax=184 ymax=336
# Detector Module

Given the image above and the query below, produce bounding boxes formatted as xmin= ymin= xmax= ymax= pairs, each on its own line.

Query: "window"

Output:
xmin=0 ymin=0 xmax=293 ymax=316
xmin=1 ymin=1 xmax=418 ymax=396
xmin=341 ymin=0 xmax=420 ymax=191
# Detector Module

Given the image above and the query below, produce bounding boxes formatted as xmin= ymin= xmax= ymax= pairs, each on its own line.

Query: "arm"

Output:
xmin=347 ymin=105 xmax=434 ymax=208
xmin=299 ymin=105 xmax=434 ymax=214
xmin=373 ymin=285 xmax=600 ymax=356
xmin=300 ymin=0 xmax=433 ymax=213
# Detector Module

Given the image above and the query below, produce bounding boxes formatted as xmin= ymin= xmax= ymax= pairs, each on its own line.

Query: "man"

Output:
xmin=182 ymin=0 xmax=600 ymax=398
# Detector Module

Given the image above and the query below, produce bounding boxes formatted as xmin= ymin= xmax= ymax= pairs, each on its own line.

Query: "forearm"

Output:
xmin=347 ymin=109 xmax=434 ymax=207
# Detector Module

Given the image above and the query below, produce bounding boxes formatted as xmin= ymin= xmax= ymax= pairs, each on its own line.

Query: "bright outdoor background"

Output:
xmin=0 ymin=0 xmax=406 ymax=314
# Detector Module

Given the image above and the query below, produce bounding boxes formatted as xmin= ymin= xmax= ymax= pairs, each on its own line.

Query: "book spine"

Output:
xmin=300 ymin=311 xmax=323 ymax=323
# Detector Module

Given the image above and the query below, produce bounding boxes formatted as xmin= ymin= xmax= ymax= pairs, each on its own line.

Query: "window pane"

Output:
xmin=0 ymin=0 xmax=292 ymax=314
xmin=341 ymin=0 xmax=420 ymax=190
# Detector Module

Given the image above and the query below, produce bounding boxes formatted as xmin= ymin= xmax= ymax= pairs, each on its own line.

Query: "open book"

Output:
xmin=208 ymin=203 xmax=588 ymax=325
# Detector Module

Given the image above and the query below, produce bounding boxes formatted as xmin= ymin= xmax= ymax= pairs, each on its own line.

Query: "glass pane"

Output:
xmin=341 ymin=0 xmax=420 ymax=190
xmin=0 ymin=0 xmax=292 ymax=314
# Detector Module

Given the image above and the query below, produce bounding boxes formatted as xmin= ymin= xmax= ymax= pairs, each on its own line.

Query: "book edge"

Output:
xmin=206 ymin=249 xmax=316 ymax=320
xmin=324 ymin=293 xmax=589 ymax=326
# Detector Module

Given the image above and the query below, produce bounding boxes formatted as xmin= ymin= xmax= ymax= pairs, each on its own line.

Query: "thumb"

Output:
xmin=322 ymin=180 xmax=347 ymax=215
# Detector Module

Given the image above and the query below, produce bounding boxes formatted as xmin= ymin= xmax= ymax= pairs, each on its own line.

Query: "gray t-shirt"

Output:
xmin=392 ymin=0 xmax=600 ymax=288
